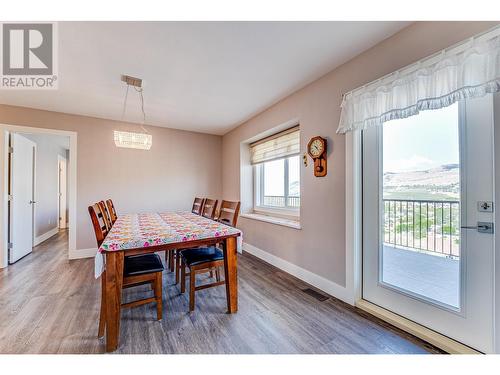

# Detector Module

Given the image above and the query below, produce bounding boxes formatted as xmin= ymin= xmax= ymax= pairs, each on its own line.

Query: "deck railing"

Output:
xmin=263 ymin=195 xmax=300 ymax=208
xmin=383 ymin=199 xmax=460 ymax=258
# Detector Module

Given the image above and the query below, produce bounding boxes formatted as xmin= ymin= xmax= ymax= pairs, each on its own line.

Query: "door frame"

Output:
xmin=0 ymin=124 xmax=77 ymax=268
xmin=57 ymin=154 xmax=68 ymax=230
xmin=344 ymin=96 xmax=499 ymax=354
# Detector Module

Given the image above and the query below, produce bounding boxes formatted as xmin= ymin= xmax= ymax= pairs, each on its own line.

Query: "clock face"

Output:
xmin=309 ymin=138 xmax=324 ymax=157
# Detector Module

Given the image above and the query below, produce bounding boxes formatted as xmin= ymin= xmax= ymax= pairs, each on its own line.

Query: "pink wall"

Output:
xmin=0 ymin=106 xmax=222 ymax=250
xmin=222 ymin=21 xmax=499 ymax=287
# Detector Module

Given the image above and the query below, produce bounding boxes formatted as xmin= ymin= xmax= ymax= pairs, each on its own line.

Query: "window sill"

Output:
xmin=240 ymin=213 xmax=302 ymax=230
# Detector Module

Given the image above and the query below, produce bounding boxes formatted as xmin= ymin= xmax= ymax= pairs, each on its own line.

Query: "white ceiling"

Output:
xmin=0 ymin=22 xmax=411 ymax=135
xmin=23 ymin=133 xmax=70 ymax=150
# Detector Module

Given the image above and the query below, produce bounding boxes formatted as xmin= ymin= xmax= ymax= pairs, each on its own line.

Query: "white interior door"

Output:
xmin=58 ymin=156 xmax=67 ymax=229
xmin=362 ymin=95 xmax=495 ymax=353
xmin=9 ymin=133 xmax=36 ymax=264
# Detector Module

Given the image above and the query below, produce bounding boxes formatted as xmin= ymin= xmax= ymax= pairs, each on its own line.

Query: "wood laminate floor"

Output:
xmin=0 ymin=230 xmax=443 ymax=354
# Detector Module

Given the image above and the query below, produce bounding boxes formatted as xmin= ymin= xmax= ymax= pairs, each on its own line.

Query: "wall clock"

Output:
xmin=307 ymin=136 xmax=327 ymax=177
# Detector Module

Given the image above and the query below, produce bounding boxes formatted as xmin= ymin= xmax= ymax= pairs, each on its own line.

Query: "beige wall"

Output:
xmin=0 ymin=106 xmax=222 ymax=251
xmin=222 ymin=21 xmax=499 ymax=288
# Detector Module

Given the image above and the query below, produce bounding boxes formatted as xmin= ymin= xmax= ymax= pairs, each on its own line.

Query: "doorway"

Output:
xmin=0 ymin=125 xmax=77 ymax=269
xmin=362 ymin=95 xmax=495 ymax=353
xmin=8 ymin=132 xmax=71 ymax=263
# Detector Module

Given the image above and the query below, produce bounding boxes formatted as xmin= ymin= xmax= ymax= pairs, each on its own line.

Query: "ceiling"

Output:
xmin=23 ymin=133 xmax=70 ymax=150
xmin=0 ymin=22 xmax=411 ymax=135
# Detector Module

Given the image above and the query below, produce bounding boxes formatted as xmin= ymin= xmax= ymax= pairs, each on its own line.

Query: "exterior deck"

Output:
xmin=382 ymin=245 xmax=459 ymax=308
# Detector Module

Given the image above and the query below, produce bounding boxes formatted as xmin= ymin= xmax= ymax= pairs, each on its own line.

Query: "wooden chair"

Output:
xmin=191 ymin=197 xmax=205 ymax=215
xmin=105 ymin=199 xmax=118 ymax=225
xmin=201 ymin=198 xmax=218 ymax=219
xmin=174 ymin=198 xmax=218 ymax=283
xmin=98 ymin=201 xmax=112 ymax=231
xmin=89 ymin=203 xmax=164 ymax=338
xmin=180 ymin=200 xmax=240 ymax=312
xmin=217 ymin=200 xmax=241 ymax=226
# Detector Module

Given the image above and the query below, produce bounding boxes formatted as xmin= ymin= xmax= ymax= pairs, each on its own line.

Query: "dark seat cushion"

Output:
xmin=180 ymin=247 xmax=224 ymax=267
xmin=124 ymin=253 xmax=164 ymax=276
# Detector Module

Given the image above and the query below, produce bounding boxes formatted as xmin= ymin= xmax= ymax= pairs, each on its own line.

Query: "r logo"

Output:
xmin=2 ymin=23 xmax=53 ymax=75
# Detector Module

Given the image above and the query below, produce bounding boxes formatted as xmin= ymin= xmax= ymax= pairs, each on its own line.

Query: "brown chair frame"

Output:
xmin=201 ymin=198 xmax=218 ymax=219
xmin=106 ymin=199 xmax=118 ymax=225
xmin=174 ymin=197 xmax=217 ymax=284
xmin=191 ymin=197 xmax=205 ymax=215
xmin=217 ymin=200 xmax=241 ymax=227
xmin=99 ymin=200 xmax=112 ymax=231
xmin=89 ymin=203 xmax=109 ymax=246
xmin=179 ymin=200 xmax=241 ymax=311
xmin=89 ymin=203 xmax=163 ymax=338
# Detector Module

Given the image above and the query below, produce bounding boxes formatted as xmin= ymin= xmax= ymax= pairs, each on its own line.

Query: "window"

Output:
xmin=250 ymin=126 xmax=300 ymax=217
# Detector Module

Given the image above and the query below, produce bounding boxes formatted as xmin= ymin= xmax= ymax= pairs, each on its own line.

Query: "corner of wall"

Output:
xmin=69 ymin=248 xmax=97 ymax=260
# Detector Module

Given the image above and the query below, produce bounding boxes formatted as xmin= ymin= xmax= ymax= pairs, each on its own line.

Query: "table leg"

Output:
xmin=105 ymin=251 xmax=124 ymax=352
xmin=223 ymin=237 xmax=238 ymax=313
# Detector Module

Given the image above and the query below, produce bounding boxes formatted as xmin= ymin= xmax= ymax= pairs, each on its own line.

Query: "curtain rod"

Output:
xmin=341 ymin=24 xmax=500 ymax=99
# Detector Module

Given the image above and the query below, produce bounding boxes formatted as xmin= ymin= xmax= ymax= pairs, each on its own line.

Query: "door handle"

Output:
xmin=29 ymin=200 xmax=36 ymax=204
xmin=461 ymin=222 xmax=494 ymax=234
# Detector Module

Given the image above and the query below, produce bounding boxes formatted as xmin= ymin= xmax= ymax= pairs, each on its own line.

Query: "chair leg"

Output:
xmin=215 ymin=267 xmax=221 ymax=282
xmin=189 ymin=268 xmax=196 ymax=312
xmin=209 ymin=270 xmax=214 ymax=278
xmin=98 ymin=273 xmax=106 ymax=338
xmin=181 ymin=262 xmax=186 ymax=294
xmin=154 ymin=272 xmax=163 ymax=320
xmin=175 ymin=250 xmax=181 ymax=284
xmin=169 ymin=250 xmax=175 ymax=272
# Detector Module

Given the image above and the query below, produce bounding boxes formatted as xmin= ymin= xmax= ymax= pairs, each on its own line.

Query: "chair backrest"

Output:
xmin=106 ymin=199 xmax=118 ymax=224
xmin=217 ymin=200 xmax=241 ymax=227
xmin=201 ymin=198 xmax=218 ymax=219
xmin=192 ymin=197 xmax=205 ymax=215
xmin=99 ymin=200 xmax=112 ymax=231
xmin=88 ymin=203 xmax=109 ymax=247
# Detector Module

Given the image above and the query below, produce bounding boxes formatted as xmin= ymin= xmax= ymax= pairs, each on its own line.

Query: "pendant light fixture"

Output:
xmin=114 ymin=74 xmax=152 ymax=150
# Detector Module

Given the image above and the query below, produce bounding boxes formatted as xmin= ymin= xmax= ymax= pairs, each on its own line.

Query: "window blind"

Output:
xmin=250 ymin=126 xmax=300 ymax=165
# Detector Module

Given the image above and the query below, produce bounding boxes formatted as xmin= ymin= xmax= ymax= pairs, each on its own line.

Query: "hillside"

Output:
xmin=383 ymin=164 xmax=459 ymax=200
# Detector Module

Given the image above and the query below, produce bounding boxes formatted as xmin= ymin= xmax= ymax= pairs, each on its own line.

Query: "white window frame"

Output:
xmin=253 ymin=155 xmax=300 ymax=219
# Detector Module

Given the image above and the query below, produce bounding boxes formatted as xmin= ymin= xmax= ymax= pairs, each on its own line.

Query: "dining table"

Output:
xmin=94 ymin=211 xmax=242 ymax=352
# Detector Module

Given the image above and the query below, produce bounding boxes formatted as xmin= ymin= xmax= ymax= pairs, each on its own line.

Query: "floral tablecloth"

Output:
xmin=94 ymin=211 xmax=242 ymax=278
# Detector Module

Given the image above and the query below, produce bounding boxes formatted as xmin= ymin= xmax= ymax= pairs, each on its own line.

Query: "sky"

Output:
xmin=263 ymin=155 xmax=300 ymax=196
xmin=383 ymin=103 xmax=459 ymax=173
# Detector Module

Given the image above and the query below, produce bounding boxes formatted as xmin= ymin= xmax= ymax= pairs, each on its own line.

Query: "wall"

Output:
xmin=23 ymin=133 xmax=69 ymax=239
xmin=0 ymin=107 xmax=222 ymax=254
xmin=222 ymin=21 xmax=499 ymax=291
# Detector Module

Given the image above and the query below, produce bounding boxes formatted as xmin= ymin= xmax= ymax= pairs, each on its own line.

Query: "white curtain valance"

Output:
xmin=337 ymin=27 xmax=500 ymax=134
xmin=250 ymin=126 xmax=300 ymax=165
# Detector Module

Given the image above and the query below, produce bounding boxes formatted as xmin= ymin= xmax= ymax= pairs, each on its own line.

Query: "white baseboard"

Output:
xmin=242 ymin=242 xmax=353 ymax=305
xmin=34 ymin=227 xmax=59 ymax=246
xmin=69 ymin=247 xmax=97 ymax=260
xmin=356 ymin=299 xmax=480 ymax=354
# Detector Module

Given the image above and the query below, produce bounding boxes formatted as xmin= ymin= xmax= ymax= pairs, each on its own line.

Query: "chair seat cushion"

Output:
xmin=124 ymin=253 xmax=164 ymax=276
xmin=180 ymin=247 xmax=224 ymax=267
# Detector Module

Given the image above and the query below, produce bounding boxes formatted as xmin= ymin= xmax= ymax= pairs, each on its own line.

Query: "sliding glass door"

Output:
xmin=362 ymin=95 xmax=495 ymax=353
